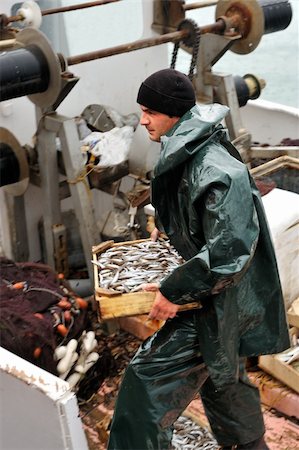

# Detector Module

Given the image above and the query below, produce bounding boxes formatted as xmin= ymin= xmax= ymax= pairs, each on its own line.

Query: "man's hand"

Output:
xmin=150 ymin=227 xmax=160 ymax=241
xmin=141 ymin=284 xmax=179 ymax=320
xmin=141 ymin=283 xmax=160 ymax=292
xmin=148 ymin=289 xmax=179 ymax=321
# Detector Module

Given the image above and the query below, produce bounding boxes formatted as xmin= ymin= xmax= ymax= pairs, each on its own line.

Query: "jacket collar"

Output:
xmin=154 ymin=103 xmax=229 ymax=176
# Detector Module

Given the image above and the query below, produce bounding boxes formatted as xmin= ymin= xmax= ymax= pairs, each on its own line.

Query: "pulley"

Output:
xmin=233 ymin=74 xmax=266 ymax=107
xmin=0 ymin=128 xmax=29 ymax=196
xmin=5 ymin=0 xmax=121 ymax=28
xmin=0 ymin=28 xmax=62 ymax=108
xmin=216 ymin=0 xmax=292 ymax=54
xmin=16 ymin=1 xmax=42 ymax=28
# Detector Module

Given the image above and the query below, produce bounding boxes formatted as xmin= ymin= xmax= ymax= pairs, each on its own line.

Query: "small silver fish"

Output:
xmin=96 ymin=240 xmax=184 ymax=292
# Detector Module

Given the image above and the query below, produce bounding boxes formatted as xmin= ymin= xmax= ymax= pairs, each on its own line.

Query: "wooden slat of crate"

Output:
xmin=259 ymin=327 xmax=299 ymax=394
xmin=259 ymin=354 xmax=299 ymax=394
xmin=287 ymin=312 xmax=299 ymax=328
xmin=287 ymin=298 xmax=299 ymax=328
xmin=96 ymin=291 xmax=200 ymax=320
xmin=92 ymin=238 xmax=200 ymax=320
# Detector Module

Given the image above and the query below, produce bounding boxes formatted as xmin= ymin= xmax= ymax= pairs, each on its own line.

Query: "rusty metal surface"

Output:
xmin=67 ymin=29 xmax=189 ymax=65
xmin=222 ymin=3 xmax=252 ymax=39
xmin=216 ymin=0 xmax=264 ymax=54
xmin=67 ymin=19 xmax=227 ymax=66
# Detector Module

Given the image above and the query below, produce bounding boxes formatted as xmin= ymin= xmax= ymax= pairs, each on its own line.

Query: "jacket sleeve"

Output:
xmin=159 ymin=172 xmax=260 ymax=304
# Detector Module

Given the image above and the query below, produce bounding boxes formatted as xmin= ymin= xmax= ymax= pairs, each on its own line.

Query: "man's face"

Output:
xmin=139 ymin=105 xmax=180 ymax=142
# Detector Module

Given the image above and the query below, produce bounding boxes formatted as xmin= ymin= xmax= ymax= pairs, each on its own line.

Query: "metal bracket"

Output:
xmin=152 ymin=0 xmax=185 ymax=34
xmin=52 ymin=223 xmax=69 ymax=276
xmin=194 ymin=33 xmax=251 ymax=150
xmin=214 ymin=72 xmax=247 ymax=141
xmin=36 ymin=113 xmax=100 ymax=279
xmin=194 ymin=33 xmax=239 ymax=103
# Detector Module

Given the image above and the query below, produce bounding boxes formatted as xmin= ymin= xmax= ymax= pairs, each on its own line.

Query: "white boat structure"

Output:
xmin=0 ymin=1 xmax=298 ymax=449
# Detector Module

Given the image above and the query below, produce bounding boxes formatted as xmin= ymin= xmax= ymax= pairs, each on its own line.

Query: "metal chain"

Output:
xmin=170 ymin=18 xmax=201 ymax=80
xmin=188 ymin=24 xmax=200 ymax=80
xmin=170 ymin=41 xmax=180 ymax=70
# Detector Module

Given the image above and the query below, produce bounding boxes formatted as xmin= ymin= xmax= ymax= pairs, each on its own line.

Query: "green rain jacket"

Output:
xmin=151 ymin=104 xmax=290 ymax=388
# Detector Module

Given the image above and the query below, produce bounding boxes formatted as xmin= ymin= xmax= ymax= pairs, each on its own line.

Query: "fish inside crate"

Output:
xmin=92 ymin=239 xmax=200 ymax=320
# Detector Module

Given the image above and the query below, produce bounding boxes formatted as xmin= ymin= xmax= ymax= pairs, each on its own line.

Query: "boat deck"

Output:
xmin=185 ymin=395 xmax=299 ymax=450
xmin=80 ymin=318 xmax=299 ymax=450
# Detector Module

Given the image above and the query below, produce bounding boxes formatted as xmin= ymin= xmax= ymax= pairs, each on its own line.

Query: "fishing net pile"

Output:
xmin=0 ymin=257 xmax=219 ymax=449
xmin=0 ymin=257 xmax=91 ymax=373
xmin=0 ymin=257 xmax=118 ymax=400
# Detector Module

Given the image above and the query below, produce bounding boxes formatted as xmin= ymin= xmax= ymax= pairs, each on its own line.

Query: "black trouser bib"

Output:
xmin=108 ymin=311 xmax=264 ymax=449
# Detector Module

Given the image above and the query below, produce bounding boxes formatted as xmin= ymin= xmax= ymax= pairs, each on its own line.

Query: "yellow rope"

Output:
xmin=67 ymin=165 xmax=96 ymax=197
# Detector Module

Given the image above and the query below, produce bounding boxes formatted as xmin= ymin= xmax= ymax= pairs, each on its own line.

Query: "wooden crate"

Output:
xmin=288 ymin=312 xmax=299 ymax=329
xmin=259 ymin=355 xmax=299 ymax=394
xmin=92 ymin=239 xmax=200 ymax=320
xmin=287 ymin=298 xmax=299 ymax=328
xmin=259 ymin=328 xmax=299 ymax=394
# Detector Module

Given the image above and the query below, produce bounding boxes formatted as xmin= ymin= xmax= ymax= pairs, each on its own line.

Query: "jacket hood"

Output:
xmin=154 ymin=103 xmax=229 ymax=176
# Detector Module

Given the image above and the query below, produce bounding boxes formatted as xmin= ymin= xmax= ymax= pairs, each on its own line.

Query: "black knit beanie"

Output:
xmin=137 ymin=68 xmax=196 ymax=117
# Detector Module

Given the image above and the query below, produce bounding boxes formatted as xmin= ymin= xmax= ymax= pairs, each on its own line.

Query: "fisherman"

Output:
xmin=107 ymin=69 xmax=290 ymax=450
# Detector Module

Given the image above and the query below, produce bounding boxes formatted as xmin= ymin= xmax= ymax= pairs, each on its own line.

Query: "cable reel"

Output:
xmin=0 ymin=28 xmax=63 ymax=108
xmin=216 ymin=0 xmax=293 ymax=54
xmin=0 ymin=128 xmax=29 ymax=196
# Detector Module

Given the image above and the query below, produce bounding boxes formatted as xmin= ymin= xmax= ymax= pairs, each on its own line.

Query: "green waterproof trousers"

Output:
xmin=107 ymin=311 xmax=265 ymax=450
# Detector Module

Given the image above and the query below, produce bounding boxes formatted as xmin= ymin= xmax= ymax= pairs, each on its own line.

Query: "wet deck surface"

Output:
xmin=264 ymin=410 xmax=299 ymax=449
xmin=79 ymin=328 xmax=299 ymax=450
xmin=186 ymin=397 xmax=299 ymax=450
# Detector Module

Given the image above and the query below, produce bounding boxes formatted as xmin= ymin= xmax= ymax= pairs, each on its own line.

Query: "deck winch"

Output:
xmin=0 ymin=44 xmax=49 ymax=102
xmin=0 ymin=27 xmax=67 ymax=108
xmin=215 ymin=0 xmax=292 ymax=54
xmin=0 ymin=0 xmax=293 ymax=108
xmin=0 ymin=0 xmax=295 ymax=277
xmin=0 ymin=128 xmax=29 ymax=195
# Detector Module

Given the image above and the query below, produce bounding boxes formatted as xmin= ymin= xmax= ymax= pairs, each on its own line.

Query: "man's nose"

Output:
xmin=140 ymin=112 xmax=149 ymax=125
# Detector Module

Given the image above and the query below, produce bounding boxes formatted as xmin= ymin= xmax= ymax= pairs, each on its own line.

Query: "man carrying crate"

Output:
xmin=107 ymin=69 xmax=290 ymax=450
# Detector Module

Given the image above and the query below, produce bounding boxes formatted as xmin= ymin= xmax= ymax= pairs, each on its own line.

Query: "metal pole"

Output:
xmin=67 ymin=20 xmax=225 ymax=66
xmin=42 ymin=0 xmax=121 ymax=16
xmin=7 ymin=0 xmax=121 ymax=23
xmin=67 ymin=29 xmax=189 ymax=65
xmin=183 ymin=1 xmax=218 ymax=11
